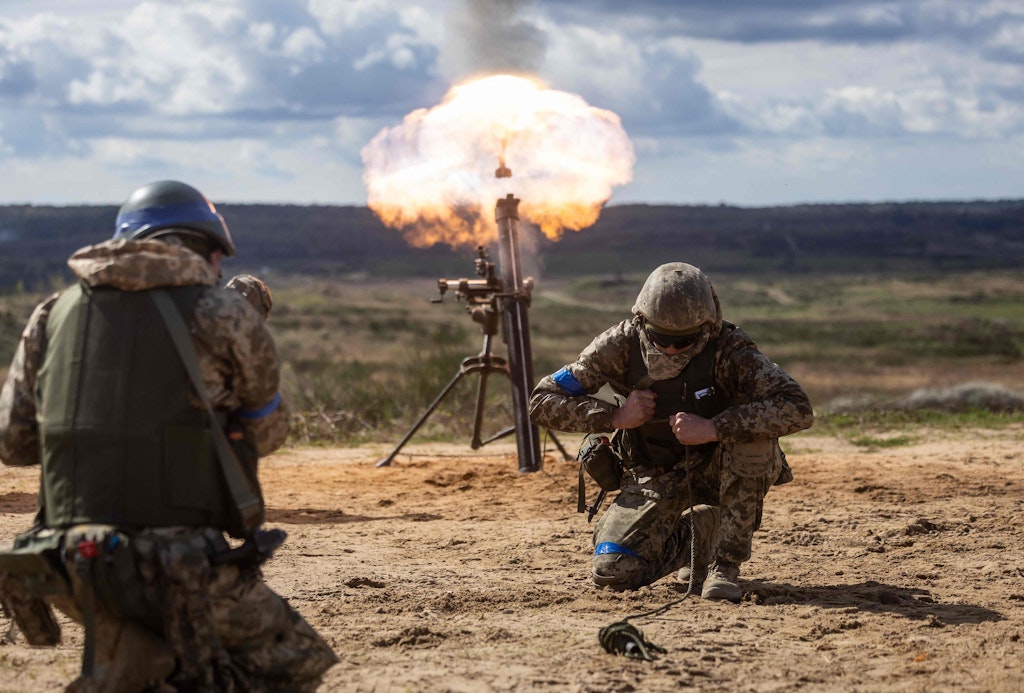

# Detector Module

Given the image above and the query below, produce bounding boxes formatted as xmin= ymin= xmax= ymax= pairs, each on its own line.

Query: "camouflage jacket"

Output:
xmin=529 ymin=318 xmax=813 ymax=442
xmin=0 ymin=239 xmax=288 ymax=467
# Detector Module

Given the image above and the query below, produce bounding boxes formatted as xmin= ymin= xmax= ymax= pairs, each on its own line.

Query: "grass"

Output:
xmin=813 ymin=409 xmax=1023 ymax=436
xmin=1 ymin=269 xmax=1022 ymax=445
xmin=846 ymin=434 xmax=917 ymax=449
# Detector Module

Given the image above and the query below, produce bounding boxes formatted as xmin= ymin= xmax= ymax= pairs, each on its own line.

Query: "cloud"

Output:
xmin=0 ymin=1 xmax=443 ymax=148
xmin=539 ymin=24 xmax=739 ymax=138
xmin=1 ymin=0 xmax=1023 ymax=205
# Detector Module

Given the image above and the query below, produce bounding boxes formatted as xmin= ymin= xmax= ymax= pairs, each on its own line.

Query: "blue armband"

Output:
xmin=594 ymin=542 xmax=644 ymax=560
xmin=238 ymin=392 xmax=281 ymax=420
xmin=552 ymin=367 xmax=587 ymax=397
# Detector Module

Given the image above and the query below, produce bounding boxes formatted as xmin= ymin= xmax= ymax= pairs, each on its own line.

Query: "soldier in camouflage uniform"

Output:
xmin=0 ymin=181 xmax=337 ymax=691
xmin=530 ymin=263 xmax=813 ymax=602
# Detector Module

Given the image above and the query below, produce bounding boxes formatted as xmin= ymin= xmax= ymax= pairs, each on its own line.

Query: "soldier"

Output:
xmin=0 ymin=181 xmax=337 ymax=691
xmin=529 ymin=262 xmax=813 ymax=602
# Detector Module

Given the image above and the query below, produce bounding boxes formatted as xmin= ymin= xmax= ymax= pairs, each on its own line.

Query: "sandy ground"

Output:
xmin=2 ymin=427 xmax=1023 ymax=692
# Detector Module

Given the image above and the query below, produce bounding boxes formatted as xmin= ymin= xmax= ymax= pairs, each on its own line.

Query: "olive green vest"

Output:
xmin=37 ymin=283 xmax=232 ymax=530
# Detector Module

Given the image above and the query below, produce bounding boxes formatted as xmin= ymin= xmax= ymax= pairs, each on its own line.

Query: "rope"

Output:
xmin=598 ymin=443 xmax=700 ymax=660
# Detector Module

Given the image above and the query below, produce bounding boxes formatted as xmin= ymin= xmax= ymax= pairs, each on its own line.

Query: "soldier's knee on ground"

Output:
xmin=592 ymin=544 xmax=646 ymax=590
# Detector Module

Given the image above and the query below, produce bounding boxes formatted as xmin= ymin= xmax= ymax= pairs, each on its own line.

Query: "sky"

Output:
xmin=1 ymin=0 xmax=1022 ymax=208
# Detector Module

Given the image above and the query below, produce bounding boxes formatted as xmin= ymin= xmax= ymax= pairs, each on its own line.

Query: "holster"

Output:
xmin=0 ymin=528 xmax=70 ymax=646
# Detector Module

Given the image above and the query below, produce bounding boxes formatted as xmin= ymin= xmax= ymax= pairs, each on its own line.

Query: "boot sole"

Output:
xmin=701 ymin=584 xmax=742 ymax=602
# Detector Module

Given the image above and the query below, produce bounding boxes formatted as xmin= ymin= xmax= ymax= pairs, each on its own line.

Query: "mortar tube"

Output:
xmin=495 ymin=194 xmax=542 ymax=473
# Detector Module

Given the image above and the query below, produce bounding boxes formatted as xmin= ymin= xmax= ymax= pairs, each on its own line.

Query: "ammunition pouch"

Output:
xmin=0 ymin=528 xmax=69 ymax=646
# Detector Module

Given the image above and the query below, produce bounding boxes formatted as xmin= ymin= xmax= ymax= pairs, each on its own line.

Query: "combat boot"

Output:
xmin=675 ymin=504 xmax=718 ymax=595
xmin=675 ymin=563 xmax=708 ymax=595
xmin=701 ymin=561 xmax=742 ymax=602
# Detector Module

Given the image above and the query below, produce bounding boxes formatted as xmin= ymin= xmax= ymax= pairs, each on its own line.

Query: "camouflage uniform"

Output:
xmin=530 ymin=316 xmax=813 ymax=592
xmin=0 ymin=239 xmax=337 ymax=691
xmin=226 ymin=273 xmax=274 ymax=320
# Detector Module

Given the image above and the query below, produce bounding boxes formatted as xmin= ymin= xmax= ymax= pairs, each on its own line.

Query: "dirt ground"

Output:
xmin=2 ymin=427 xmax=1023 ymax=692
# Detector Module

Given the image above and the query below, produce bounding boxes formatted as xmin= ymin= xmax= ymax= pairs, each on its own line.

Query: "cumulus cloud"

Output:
xmin=539 ymin=24 xmax=738 ymax=138
xmin=0 ymin=0 xmax=1023 ymax=205
xmin=0 ymin=1 xmax=441 ymax=148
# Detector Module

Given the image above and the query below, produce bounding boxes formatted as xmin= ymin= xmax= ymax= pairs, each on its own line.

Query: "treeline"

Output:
xmin=1 ymin=199 xmax=1022 ymax=291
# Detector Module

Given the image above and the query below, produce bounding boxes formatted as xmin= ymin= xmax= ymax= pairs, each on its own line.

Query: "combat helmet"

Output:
xmin=632 ymin=262 xmax=718 ymax=334
xmin=225 ymin=273 xmax=273 ymax=319
xmin=113 ymin=180 xmax=235 ymax=256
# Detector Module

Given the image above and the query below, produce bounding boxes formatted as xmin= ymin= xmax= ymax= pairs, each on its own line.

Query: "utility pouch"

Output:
xmin=579 ymin=433 xmax=624 ymax=492
xmin=0 ymin=528 xmax=69 ymax=646
xmin=64 ymin=525 xmax=151 ymax=623
xmin=577 ymin=433 xmax=626 ymax=520
xmin=729 ymin=439 xmax=776 ymax=478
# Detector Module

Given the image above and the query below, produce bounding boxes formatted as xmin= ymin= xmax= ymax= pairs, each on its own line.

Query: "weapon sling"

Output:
xmin=150 ymin=290 xmax=263 ymax=534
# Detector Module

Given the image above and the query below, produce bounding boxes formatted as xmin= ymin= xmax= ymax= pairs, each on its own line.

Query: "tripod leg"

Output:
xmin=375 ymin=369 xmax=467 ymax=467
xmin=545 ymin=429 xmax=573 ymax=461
xmin=469 ymin=368 xmax=491 ymax=449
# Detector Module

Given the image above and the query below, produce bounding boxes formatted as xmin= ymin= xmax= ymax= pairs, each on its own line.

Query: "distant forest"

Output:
xmin=1 ymin=199 xmax=1022 ymax=291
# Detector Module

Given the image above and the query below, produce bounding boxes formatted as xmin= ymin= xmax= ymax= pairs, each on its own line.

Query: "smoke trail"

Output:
xmin=440 ymin=0 xmax=547 ymax=79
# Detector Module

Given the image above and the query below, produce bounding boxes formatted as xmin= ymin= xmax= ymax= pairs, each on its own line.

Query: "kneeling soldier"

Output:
xmin=530 ymin=263 xmax=813 ymax=601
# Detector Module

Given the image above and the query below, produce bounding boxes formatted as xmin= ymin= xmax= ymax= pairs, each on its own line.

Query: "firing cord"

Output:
xmin=620 ymin=450 xmax=698 ymax=624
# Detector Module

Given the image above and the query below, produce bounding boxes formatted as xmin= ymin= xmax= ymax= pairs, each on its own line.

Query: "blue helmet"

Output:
xmin=113 ymin=180 xmax=235 ymax=256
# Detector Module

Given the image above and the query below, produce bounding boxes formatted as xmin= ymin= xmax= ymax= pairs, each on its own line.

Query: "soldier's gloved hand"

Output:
xmin=669 ymin=412 xmax=719 ymax=445
xmin=611 ymin=389 xmax=656 ymax=429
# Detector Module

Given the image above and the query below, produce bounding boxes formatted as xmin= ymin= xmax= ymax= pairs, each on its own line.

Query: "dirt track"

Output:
xmin=2 ymin=428 xmax=1023 ymax=692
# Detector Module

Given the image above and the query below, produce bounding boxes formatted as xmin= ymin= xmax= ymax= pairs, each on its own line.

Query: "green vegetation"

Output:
xmin=1 ymin=263 xmax=1022 ymax=447
xmin=814 ymin=409 xmax=1022 ymax=436
xmin=0 ymin=201 xmax=1019 ymax=452
xmin=272 ymin=269 xmax=1024 ymax=444
xmin=846 ymin=434 xmax=916 ymax=449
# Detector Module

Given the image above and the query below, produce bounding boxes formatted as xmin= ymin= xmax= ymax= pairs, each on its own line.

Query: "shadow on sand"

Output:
xmin=742 ymin=579 xmax=1003 ymax=625
xmin=265 ymin=508 xmax=443 ymax=525
xmin=0 ymin=492 xmax=37 ymax=514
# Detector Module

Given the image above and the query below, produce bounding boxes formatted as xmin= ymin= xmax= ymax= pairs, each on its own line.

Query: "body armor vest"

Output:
xmin=37 ymin=283 xmax=232 ymax=530
xmin=622 ymin=322 xmax=736 ymax=468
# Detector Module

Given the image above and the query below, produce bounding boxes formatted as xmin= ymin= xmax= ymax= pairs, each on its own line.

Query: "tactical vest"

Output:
xmin=622 ymin=322 xmax=737 ymax=468
xmin=37 ymin=283 xmax=233 ymax=530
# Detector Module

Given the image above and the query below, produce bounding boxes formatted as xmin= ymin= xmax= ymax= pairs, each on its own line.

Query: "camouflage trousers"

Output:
xmin=592 ymin=440 xmax=785 ymax=589
xmin=7 ymin=525 xmax=337 ymax=693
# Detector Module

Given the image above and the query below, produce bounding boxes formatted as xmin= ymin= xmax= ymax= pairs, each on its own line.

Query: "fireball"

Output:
xmin=361 ymin=74 xmax=635 ymax=248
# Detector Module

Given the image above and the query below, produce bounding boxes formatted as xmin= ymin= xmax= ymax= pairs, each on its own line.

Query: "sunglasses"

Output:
xmin=645 ymin=326 xmax=702 ymax=350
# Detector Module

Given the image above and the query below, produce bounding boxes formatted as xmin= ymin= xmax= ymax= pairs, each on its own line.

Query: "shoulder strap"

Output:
xmin=150 ymin=289 xmax=263 ymax=533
